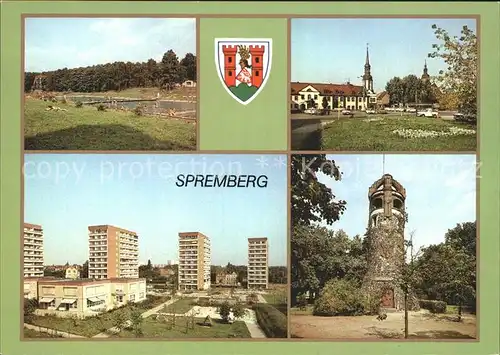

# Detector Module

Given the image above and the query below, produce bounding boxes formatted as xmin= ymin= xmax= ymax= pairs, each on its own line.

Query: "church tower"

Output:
xmin=362 ymin=174 xmax=414 ymax=311
xmin=362 ymin=45 xmax=374 ymax=93
xmin=421 ymin=60 xmax=430 ymax=82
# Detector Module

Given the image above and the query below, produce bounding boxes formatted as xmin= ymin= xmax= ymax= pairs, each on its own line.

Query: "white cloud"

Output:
xmin=25 ymin=18 xmax=196 ymax=72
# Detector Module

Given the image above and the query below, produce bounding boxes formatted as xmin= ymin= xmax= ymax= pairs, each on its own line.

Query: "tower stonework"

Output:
xmin=362 ymin=174 xmax=416 ymax=311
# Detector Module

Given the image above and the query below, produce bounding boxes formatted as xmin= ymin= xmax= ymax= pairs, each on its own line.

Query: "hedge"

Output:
xmin=253 ymin=303 xmax=287 ymax=338
xmin=419 ymin=299 xmax=447 ymax=314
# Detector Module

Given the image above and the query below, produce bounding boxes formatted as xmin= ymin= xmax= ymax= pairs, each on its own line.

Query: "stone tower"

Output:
xmin=363 ymin=174 xmax=407 ymax=310
xmin=421 ymin=60 xmax=430 ymax=82
xmin=362 ymin=44 xmax=374 ymax=93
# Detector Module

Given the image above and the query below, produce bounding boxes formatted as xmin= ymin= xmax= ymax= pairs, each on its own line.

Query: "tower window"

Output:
xmin=228 ymin=71 xmax=233 ymax=76
xmin=393 ymin=199 xmax=403 ymax=210
xmin=255 ymin=70 xmax=260 ymax=76
xmin=228 ymin=57 xmax=232 ymax=63
xmin=255 ymin=57 xmax=260 ymax=64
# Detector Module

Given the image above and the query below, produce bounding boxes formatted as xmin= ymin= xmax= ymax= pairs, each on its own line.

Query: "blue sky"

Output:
xmin=291 ymin=18 xmax=477 ymax=91
xmin=24 ymin=154 xmax=287 ymax=266
xmin=25 ymin=18 xmax=196 ymax=72
xmin=313 ymin=154 xmax=477 ymax=251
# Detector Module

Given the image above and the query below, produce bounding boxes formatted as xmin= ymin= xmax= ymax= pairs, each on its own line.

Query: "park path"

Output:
xmin=256 ymin=294 xmax=267 ymax=303
xmin=92 ymin=298 xmax=178 ymax=338
xmin=24 ymin=323 xmax=85 ymax=338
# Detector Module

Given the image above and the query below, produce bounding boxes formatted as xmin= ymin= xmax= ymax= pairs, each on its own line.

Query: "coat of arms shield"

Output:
xmin=215 ymin=38 xmax=272 ymax=105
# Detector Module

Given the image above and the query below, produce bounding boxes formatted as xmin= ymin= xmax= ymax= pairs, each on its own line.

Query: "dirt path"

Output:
xmin=24 ymin=323 xmax=85 ymax=338
xmin=291 ymin=311 xmax=476 ymax=339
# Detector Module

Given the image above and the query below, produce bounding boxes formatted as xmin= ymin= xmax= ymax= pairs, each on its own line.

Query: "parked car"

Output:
xmin=417 ymin=108 xmax=440 ymax=118
xmin=342 ymin=109 xmax=353 ymax=116
xmin=304 ymin=108 xmax=318 ymax=115
xmin=365 ymin=109 xmax=376 ymax=114
xmin=406 ymin=108 xmax=417 ymax=113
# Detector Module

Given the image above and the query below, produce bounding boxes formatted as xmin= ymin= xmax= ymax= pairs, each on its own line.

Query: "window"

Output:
xmin=255 ymin=57 xmax=260 ymax=64
xmin=294 ymin=96 xmax=298 ymax=100
xmin=307 ymin=94 xmax=311 ymax=99
xmin=255 ymin=70 xmax=260 ymax=76
xmin=228 ymin=71 xmax=233 ymax=76
xmin=116 ymin=295 xmax=123 ymax=303
xmin=228 ymin=57 xmax=232 ymax=63
xmin=129 ymin=294 xmax=136 ymax=302
xmin=139 ymin=292 xmax=144 ymax=298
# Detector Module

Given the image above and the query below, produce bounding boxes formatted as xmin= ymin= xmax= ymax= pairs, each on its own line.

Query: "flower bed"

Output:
xmin=392 ymin=127 xmax=476 ymax=139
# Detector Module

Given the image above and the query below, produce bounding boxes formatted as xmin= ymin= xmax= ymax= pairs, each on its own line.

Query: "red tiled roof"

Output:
xmin=291 ymin=82 xmax=364 ymax=96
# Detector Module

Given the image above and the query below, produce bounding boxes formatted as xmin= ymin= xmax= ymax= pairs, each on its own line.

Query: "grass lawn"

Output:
xmin=112 ymin=316 xmax=251 ymax=338
xmin=28 ymin=312 xmax=121 ymax=337
xmin=293 ymin=115 xmax=476 ymax=151
xmin=63 ymin=87 xmax=196 ymax=100
xmin=161 ymin=298 xmax=195 ymax=314
xmin=24 ymin=98 xmax=196 ymax=150
xmin=262 ymin=287 xmax=288 ymax=315
xmin=24 ymin=327 xmax=63 ymax=338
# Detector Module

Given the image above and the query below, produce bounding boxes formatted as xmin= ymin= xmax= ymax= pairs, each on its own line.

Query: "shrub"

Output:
xmin=313 ymin=279 xmax=365 ymax=316
xmin=253 ymin=303 xmax=287 ymax=338
xmin=218 ymin=301 xmax=231 ymax=322
xmin=97 ymin=104 xmax=106 ymax=111
xmin=75 ymin=101 xmax=83 ymax=108
xmin=419 ymin=299 xmax=447 ymax=314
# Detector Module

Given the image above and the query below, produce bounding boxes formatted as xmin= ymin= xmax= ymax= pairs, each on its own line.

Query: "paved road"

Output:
xmin=24 ymin=323 xmax=84 ymax=338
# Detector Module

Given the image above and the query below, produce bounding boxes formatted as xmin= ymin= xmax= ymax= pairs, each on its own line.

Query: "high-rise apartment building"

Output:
xmin=178 ymin=232 xmax=211 ymax=291
xmin=248 ymin=237 xmax=268 ymax=289
xmin=88 ymin=225 xmax=139 ymax=279
xmin=23 ymin=223 xmax=44 ymax=278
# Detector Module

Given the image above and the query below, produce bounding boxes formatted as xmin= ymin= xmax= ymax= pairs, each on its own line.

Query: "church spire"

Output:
xmin=365 ymin=43 xmax=370 ymax=66
xmin=421 ymin=59 xmax=430 ymax=82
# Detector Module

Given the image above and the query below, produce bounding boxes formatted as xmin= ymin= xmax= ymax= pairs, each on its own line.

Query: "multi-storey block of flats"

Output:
xmin=178 ymin=232 xmax=211 ymax=291
xmin=23 ymin=223 xmax=44 ymax=278
xmin=248 ymin=237 xmax=268 ymax=289
xmin=88 ymin=225 xmax=139 ymax=279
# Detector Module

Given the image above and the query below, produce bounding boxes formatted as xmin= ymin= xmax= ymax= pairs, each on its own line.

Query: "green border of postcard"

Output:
xmin=1 ymin=1 xmax=499 ymax=355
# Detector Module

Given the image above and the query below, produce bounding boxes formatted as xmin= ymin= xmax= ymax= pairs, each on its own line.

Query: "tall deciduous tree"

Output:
xmin=180 ymin=53 xmax=197 ymax=81
xmin=428 ymin=24 xmax=477 ymax=118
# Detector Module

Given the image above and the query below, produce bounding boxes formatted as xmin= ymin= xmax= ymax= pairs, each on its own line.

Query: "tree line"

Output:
xmin=385 ymin=75 xmax=437 ymax=107
xmin=25 ymin=50 xmax=196 ymax=93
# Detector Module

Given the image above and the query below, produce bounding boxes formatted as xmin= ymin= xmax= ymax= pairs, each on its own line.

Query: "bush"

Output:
xmin=419 ymin=299 xmax=447 ymax=314
xmin=313 ymin=279 xmax=365 ymax=316
xmin=75 ymin=101 xmax=83 ymax=108
xmin=97 ymin=104 xmax=106 ymax=111
xmin=253 ymin=303 xmax=287 ymax=338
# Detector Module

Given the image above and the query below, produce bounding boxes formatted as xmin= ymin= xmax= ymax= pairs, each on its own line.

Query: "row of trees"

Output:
xmin=385 ymin=75 xmax=437 ymax=106
xmin=25 ymin=50 xmax=196 ymax=93
xmin=290 ymin=154 xmax=476 ymax=323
